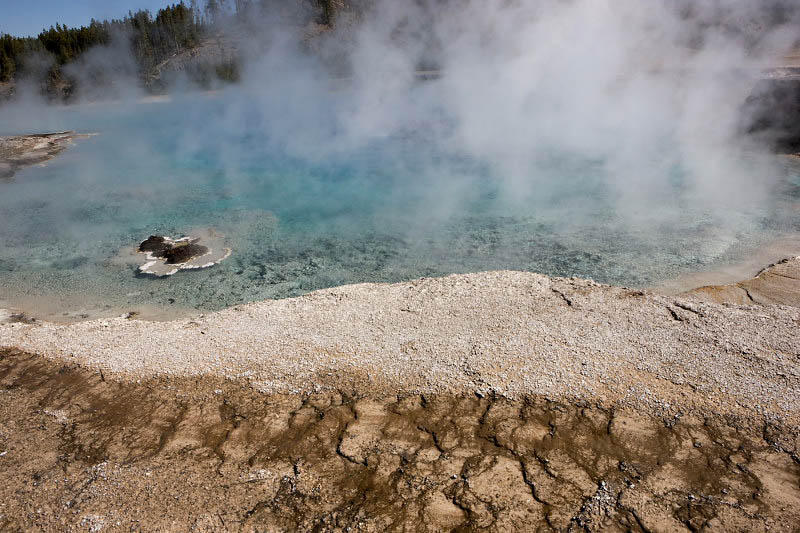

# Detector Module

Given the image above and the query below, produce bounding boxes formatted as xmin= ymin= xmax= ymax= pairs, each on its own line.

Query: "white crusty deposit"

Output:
xmin=136 ymin=231 xmax=232 ymax=277
xmin=2 ymin=269 xmax=799 ymax=422
xmin=0 ymin=132 xmax=93 ymax=179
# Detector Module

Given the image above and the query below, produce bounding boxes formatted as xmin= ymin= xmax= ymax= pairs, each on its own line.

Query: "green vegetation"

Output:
xmin=0 ymin=2 xmax=247 ymax=99
xmin=1 ymin=4 xmax=199 ymax=81
xmin=0 ymin=0 xmax=359 ymax=99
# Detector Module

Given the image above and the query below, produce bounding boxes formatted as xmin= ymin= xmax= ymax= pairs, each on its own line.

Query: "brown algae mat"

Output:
xmin=1 ymin=349 xmax=799 ymax=531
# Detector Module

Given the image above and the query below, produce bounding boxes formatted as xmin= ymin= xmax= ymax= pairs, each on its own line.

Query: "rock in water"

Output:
xmin=163 ymin=243 xmax=210 ymax=264
xmin=136 ymin=232 xmax=231 ymax=277
xmin=137 ymin=235 xmax=171 ymax=256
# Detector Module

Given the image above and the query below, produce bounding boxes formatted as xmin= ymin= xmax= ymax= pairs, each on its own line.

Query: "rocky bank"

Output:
xmin=1 ymin=259 xmax=799 ymax=530
xmin=0 ymin=132 xmax=91 ymax=180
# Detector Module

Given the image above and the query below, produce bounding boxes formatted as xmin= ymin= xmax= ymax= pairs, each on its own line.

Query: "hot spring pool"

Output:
xmin=1 ymin=92 xmax=799 ymax=320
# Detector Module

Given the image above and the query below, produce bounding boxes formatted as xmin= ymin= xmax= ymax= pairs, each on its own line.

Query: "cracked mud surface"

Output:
xmin=1 ymin=349 xmax=799 ymax=531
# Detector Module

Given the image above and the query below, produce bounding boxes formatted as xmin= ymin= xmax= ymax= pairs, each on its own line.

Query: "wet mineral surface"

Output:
xmin=0 ymin=349 xmax=798 ymax=532
xmin=135 ymin=232 xmax=231 ymax=277
xmin=0 ymin=132 xmax=90 ymax=180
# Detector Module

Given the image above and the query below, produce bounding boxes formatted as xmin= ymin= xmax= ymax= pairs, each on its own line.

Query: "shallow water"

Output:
xmin=1 ymin=91 xmax=799 ymax=320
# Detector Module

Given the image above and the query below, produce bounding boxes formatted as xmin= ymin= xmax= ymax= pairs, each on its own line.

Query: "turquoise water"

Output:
xmin=1 ymin=91 xmax=799 ymax=319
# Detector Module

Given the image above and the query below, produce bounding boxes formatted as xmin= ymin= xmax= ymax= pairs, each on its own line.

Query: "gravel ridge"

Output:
xmin=2 ymin=267 xmax=799 ymax=423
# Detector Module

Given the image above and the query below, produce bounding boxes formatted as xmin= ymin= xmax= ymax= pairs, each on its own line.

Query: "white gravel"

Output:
xmin=2 ymin=270 xmax=799 ymax=421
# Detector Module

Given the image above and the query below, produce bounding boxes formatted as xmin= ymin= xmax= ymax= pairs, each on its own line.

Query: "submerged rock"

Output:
xmin=0 ymin=309 xmax=36 ymax=324
xmin=136 ymin=232 xmax=231 ymax=277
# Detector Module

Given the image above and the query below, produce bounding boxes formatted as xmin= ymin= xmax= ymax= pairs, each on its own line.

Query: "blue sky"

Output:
xmin=0 ymin=0 xmax=178 ymax=37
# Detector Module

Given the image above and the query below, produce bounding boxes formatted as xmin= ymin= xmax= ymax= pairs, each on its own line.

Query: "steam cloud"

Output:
xmin=2 ymin=0 xmax=800 ymax=292
xmin=225 ymin=0 xmax=799 ymax=225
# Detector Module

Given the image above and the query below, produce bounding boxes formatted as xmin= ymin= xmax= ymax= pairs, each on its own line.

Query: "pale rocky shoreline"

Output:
xmin=2 ymin=257 xmax=800 ymax=421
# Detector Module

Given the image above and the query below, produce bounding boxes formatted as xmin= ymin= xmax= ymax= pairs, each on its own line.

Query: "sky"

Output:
xmin=0 ymin=0 xmax=177 ymax=37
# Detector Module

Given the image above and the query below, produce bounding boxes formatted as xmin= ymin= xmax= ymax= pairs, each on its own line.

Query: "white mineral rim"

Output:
xmin=137 ymin=234 xmax=231 ymax=276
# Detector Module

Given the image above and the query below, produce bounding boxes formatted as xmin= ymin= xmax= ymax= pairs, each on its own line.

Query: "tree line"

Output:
xmin=0 ymin=0 xmax=347 ymax=91
xmin=1 ymin=3 xmax=203 ymax=85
